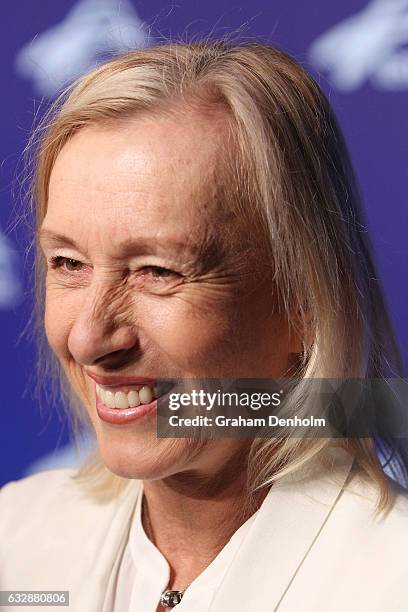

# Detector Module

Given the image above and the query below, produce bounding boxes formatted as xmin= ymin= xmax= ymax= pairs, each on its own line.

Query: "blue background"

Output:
xmin=1 ymin=0 xmax=407 ymax=486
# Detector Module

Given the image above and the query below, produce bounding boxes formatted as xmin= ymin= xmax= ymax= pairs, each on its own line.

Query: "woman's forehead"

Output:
xmin=43 ymin=114 xmax=241 ymax=257
xmin=48 ymin=113 xmax=230 ymax=221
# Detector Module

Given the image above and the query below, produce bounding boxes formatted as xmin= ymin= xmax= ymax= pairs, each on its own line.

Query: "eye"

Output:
xmin=48 ymin=256 xmax=85 ymax=273
xmin=140 ymin=266 xmax=181 ymax=280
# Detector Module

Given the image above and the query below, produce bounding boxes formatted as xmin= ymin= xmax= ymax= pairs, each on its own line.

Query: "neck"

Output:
xmin=141 ymin=442 xmax=270 ymax=590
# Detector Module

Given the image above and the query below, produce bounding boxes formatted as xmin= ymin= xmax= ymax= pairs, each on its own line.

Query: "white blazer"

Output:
xmin=1 ymin=448 xmax=408 ymax=612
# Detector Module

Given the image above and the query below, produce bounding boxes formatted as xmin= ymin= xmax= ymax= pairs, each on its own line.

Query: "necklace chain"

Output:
xmin=142 ymin=496 xmax=190 ymax=608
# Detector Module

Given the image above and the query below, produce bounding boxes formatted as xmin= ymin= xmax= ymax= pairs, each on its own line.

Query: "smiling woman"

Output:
xmin=1 ymin=40 xmax=408 ymax=612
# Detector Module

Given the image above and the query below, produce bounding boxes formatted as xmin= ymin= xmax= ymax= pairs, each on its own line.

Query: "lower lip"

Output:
xmin=95 ymin=390 xmax=158 ymax=425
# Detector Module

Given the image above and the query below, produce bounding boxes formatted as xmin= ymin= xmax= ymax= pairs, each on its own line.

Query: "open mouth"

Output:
xmin=95 ymin=380 xmax=175 ymax=410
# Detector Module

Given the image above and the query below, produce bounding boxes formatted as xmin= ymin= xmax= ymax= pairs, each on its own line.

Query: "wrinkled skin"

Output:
xmin=39 ymin=107 xmax=302 ymax=480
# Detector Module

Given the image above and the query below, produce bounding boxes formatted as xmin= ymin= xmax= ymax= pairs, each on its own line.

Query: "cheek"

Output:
xmin=146 ymin=293 xmax=233 ymax=355
xmin=139 ymin=288 xmax=286 ymax=376
xmin=43 ymin=288 xmax=77 ymax=358
xmin=43 ymin=289 xmax=93 ymax=410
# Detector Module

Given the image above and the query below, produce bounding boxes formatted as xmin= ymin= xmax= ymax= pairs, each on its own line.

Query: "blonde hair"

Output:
xmin=25 ymin=39 xmax=406 ymax=513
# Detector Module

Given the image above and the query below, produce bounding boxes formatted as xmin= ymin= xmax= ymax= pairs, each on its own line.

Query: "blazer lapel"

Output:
xmin=75 ymin=478 xmax=141 ymax=612
xmin=210 ymin=447 xmax=354 ymax=611
xmin=73 ymin=447 xmax=352 ymax=611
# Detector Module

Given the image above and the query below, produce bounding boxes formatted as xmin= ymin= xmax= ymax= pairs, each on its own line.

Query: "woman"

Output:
xmin=1 ymin=40 xmax=407 ymax=611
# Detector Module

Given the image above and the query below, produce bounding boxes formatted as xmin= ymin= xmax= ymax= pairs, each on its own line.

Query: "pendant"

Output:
xmin=160 ymin=590 xmax=184 ymax=608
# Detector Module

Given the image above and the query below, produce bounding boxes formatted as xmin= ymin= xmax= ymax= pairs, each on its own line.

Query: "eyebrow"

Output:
xmin=38 ymin=227 xmax=190 ymax=254
xmin=38 ymin=229 xmax=78 ymax=249
xmin=37 ymin=227 xmax=224 ymax=264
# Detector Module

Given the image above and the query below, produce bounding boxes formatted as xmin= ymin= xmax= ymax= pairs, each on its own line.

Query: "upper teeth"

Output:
xmin=96 ymin=383 xmax=156 ymax=409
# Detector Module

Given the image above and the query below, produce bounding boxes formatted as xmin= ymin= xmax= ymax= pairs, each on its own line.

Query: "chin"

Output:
xmin=95 ymin=432 xmax=199 ymax=481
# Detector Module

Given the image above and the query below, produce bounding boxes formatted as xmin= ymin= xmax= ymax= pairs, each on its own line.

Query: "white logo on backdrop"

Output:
xmin=15 ymin=0 xmax=148 ymax=96
xmin=309 ymin=0 xmax=408 ymax=91
xmin=0 ymin=233 xmax=21 ymax=309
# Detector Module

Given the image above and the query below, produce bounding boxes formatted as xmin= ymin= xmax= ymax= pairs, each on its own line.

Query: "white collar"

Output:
xmin=127 ymin=481 xmax=260 ymax=606
xmin=101 ymin=446 xmax=354 ymax=612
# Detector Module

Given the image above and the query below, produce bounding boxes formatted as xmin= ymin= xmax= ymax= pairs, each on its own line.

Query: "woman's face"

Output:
xmin=40 ymin=107 xmax=301 ymax=480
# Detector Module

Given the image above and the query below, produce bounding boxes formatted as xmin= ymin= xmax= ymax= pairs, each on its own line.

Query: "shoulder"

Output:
xmin=328 ymin=467 xmax=408 ymax=551
xmin=340 ymin=467 xmax=408 ymax=519
xmin=0 ymin=467 xmax=141 ymax=551
xmin=269 ymin=468 xmax=408 ymax=611
xmin=0 ymin=469 xmax=78 ymax=528
xmin=0 ymin=466 xmax=140 ymax=525
xmin=0 ymin=468 xmax=106 ymax=526
xmin=0 ymin=468 xmax=140 ymax=591
xmin=1 ymin=467 xmax=77 ymax=505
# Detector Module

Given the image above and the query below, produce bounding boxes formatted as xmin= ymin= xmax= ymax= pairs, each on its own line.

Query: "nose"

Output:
xmin=67 ymin=282 xmax=139 ymax=368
